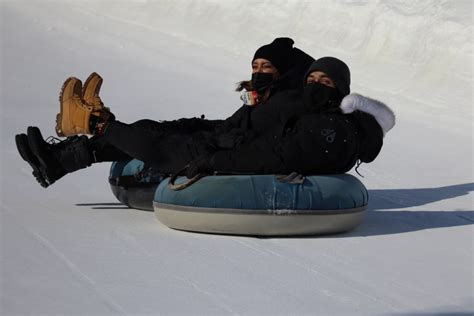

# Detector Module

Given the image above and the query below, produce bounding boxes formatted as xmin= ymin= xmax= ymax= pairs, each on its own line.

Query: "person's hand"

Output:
xmin=186 ymin=156 xmax=214 ymax=179
xmin=340 ymin=93 xmax=361 ymax=114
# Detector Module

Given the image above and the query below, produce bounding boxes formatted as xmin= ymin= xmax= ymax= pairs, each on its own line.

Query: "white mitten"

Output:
xmin=340 ymin=93 xmax=396 ymax=136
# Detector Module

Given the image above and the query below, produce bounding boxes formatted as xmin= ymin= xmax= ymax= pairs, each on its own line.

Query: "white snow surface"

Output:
xmin=1 ymin=1 xmax=473 ymax=315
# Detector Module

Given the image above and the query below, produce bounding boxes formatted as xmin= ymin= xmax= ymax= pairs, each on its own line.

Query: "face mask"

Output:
xmin=251 ymin=72 xmax=274 ymax=92
xmin=302 ymin=82 xmax=340 ymax=113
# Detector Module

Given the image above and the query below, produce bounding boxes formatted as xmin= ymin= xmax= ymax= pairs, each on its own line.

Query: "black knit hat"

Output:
xmin=253 ymin=38 xmax=295 ymax=74
xmin=304 ymin=57 xmax=351 ymax=97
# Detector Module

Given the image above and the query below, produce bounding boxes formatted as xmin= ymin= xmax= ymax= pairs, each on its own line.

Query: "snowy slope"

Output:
xmin=1 ymin=1 xmax=473 ymax=315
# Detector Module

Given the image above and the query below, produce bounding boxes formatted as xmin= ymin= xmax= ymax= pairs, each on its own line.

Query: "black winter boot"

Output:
xmin=25 ymin=126 xmax=93 ymax=187
xmin=16 ymin=133 xmax=49 ymax=187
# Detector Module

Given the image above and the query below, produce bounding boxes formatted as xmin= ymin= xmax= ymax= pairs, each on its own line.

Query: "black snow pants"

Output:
xmin=89 ymin=119 xmax=213 ymax=174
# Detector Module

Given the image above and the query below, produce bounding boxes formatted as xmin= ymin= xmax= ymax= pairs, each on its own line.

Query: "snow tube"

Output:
xmin=153 ymin=174 xmax=368 ymax=236
xmin=109 ymin=159 xmax=164 ymax=211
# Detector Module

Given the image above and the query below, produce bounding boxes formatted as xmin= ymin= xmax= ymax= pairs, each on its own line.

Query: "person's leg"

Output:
xmin=53 ymin=77 xmax=212 ymax=172
xmin=17 ymin=119 xmax=213 ymax=187
xmin=82 ymin=118 xmax=188 ymax=164
xmin=88 ymin=136 xmax=132 ymax=162
xmin=100 ymin=119 xmax=212 ymax=173
xmin=44 ymin=121 xmax=157 ymax=165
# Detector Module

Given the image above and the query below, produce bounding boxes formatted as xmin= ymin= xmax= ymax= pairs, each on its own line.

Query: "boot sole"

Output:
xmin=27 ymin=126 xmax=49 ymax=168
xmin=15 ymin=133 xmax=49 ymax=187
xmin=27 ymin=126 xmax=57 ymax=186
xmin=56 ymin=77 xmax=74 ymax=137
xmin=56 ymin=77 xmax=88 ymax=137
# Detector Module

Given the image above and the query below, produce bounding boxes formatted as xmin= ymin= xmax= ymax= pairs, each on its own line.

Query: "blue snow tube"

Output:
xmin=109 ymin=159 xmax=164 ymax=211
xmin=110 ymin=161 xmax=368 ymax=236
xmin=153 ymin=174 xmax=368 ymax=236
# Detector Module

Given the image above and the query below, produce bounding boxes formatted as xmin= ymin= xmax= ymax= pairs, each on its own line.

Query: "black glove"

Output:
xmin=186 ymin=156 xmax=214 ymax=179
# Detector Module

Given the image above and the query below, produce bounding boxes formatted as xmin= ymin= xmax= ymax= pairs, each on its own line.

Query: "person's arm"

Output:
xmin=352 ymin=111 xmax=383 ymax=163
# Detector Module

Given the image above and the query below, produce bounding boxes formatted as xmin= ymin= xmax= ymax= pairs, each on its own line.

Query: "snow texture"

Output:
xmin=1 ymin=1 xmax=473 ymax=315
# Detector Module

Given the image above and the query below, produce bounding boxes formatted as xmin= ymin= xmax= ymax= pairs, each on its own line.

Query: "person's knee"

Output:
xmin=132 ymin=119 xmax=156 ymax=129
xmin=131 ymin=119 xmax=164 ymax=134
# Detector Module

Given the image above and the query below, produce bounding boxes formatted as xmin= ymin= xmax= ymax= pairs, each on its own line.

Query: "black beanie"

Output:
xmin=304 ymin=57 xmax=351 ymax=97
xmin=252 ymin=38 xmax=295 ymax=74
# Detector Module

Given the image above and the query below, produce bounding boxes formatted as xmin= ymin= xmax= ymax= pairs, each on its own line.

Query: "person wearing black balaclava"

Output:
xmin=184 ymin=56 xmax=395 ymax=177
xmin=302 ymin=56 xmax=351 ymax=113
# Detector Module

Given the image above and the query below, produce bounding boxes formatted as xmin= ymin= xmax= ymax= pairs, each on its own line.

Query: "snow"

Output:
xmin=1 ymin=0 xmax=473 ymax=315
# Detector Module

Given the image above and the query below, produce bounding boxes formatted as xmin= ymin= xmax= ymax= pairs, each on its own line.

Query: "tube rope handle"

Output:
xmin=168 ymin=165 xmax=206 ymax=191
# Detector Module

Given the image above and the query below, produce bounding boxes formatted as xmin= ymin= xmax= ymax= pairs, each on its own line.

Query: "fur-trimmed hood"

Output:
xmin=340 ymin=93 xmax=396 ymax=136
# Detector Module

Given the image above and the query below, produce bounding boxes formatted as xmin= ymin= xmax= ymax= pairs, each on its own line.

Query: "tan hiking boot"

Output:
xmin=56 ymin=77 xmax=93 ymax=137
xmin=82 ymin=72 xmax=114 ymax=118
xmin=83 ymin=72 xmax=105 ymax=111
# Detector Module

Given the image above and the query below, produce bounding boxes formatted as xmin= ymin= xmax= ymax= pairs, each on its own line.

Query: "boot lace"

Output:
xmin=90 ymin=96 xmax=104 ymax=109
xmin=45 ymin=135 xmax=78 ymax=146
xmin=46 ymin=136 xmax=62 ymax=145
xmin=71 ymin=95 xmax=93 ymax=111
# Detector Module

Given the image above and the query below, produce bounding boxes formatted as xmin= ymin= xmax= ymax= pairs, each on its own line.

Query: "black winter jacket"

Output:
xmin=141 ymin=89 xmax=383 ymax=175
xmin=206 ymin=109 xmax=383 ymax=175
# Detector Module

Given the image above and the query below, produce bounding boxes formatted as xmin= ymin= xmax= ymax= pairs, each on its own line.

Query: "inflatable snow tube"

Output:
xmin=109 ymin=159 xmax=164 ymax=211
xmin=153 ymin=174 xmax=368 ymax=236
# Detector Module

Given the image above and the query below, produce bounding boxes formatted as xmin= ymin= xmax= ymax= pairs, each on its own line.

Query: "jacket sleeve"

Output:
xmin=352 ymin=111 xmax=383 ymax=163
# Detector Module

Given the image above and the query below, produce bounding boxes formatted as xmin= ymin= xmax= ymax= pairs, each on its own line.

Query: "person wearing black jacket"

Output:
xmin=16 ymin=38 xmax=316 ymax=187
xmin=17 ymin=51 xmax=395 ymax=188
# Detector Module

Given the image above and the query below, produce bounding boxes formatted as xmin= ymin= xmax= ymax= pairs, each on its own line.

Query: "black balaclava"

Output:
xmin=302 ymin=82 xmax=340 ymax=113
xmin=302 ymin=57 xmax=351 ymax=111
xmin=304 ymin=57 xmax=351 ymax=98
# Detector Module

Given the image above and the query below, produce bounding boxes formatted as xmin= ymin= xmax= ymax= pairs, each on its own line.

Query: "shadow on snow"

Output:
xmin=76 ymin=183 xmax=474 ymax=237
xmin=345 ymin=182 xmax=474 ymax=237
